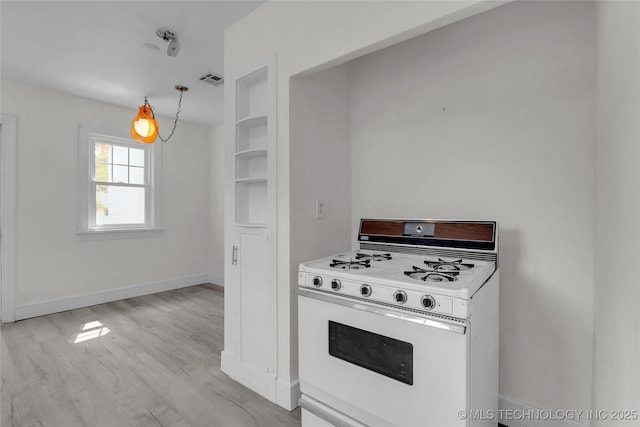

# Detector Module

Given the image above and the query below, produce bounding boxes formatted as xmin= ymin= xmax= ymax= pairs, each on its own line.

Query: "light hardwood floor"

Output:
xmin=0 ymin=284 xmax=301 ymax=427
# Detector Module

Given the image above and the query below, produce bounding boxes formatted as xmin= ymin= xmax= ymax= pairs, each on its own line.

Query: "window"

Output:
xmin=78 ymin=125 xmax=161 ymax=239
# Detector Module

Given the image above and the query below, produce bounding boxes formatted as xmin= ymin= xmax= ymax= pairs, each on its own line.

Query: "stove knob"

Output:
xmin=312 ymin=276 xmax=323 ymax=288
xmin=360 ymin=284 xmax=372 ymax=297
xmin=393 ymin=290 xmax=408 ymax=304
xmin=421 ymin=295 xmax=436 ymax=310
xmin=331 ymin=279 xmax=342 ymax=291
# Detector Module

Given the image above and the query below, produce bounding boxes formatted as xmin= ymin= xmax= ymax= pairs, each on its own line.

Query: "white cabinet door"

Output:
xmin=235 ymin=228 xmax=276 ymax=397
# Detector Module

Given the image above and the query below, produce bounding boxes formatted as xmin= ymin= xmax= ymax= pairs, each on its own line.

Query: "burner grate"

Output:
xmin=424 ymin=258 xmax=474 ymax=272
xmin=359 ymin=242 xmax=498 ymax=263
xmin=404 ymin=265 xmax=459 ymax=282
xmin=355 ymin=252 xmax=392 ymax=262
xmin=330 ymin=259 xmax=371 ymax=270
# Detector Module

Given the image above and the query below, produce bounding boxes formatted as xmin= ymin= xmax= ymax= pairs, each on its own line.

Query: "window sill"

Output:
xmin=77 ymin=228 xmax=163 ymax=241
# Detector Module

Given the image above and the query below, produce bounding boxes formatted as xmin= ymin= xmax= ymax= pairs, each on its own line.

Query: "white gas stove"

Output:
xmin=297 ymin=219 xmax=499 ymax=427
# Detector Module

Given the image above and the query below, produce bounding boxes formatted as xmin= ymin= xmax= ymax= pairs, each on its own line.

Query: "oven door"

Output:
xmin=298 ymin=288 xmax=469 ymax=427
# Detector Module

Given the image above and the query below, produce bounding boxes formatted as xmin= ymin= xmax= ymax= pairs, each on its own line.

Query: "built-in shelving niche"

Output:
xmin=223 ymin=55 xmax=278 ymax=406
xmin=234 ymin=72 xmax=269 ymax=227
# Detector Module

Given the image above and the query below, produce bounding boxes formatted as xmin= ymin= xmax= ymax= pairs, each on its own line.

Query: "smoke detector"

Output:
xmin=155 ymin=27 xmax=180 ymax=57
xmin=199 ymin=72 xmax=224 ymax=87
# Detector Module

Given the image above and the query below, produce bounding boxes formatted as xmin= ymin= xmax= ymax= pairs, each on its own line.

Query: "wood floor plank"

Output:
xmin=1 ymin=284 xmax=301 ymax=427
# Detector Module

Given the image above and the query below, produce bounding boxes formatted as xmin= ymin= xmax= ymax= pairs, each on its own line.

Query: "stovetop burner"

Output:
xmin=330 ymin=259 xmax=371 ymax=270
xmin=404 ymin=265 xmax=459 ymax=282
xmin=424 ymin=258 xmax=475 ymax=272
xmin=355 ymin=252 xmax=392 ymax=262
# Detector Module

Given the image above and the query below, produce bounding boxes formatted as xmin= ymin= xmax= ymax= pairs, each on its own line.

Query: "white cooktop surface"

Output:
xmin=299 ymin=250 xmax=496 ymax=300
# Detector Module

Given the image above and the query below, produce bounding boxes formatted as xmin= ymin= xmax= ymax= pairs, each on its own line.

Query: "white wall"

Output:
xmin=593 ymin=1 xmax=640 ymax=422
xmin=289 ymin=63 xmax=352 ymax=376
xmin=209 ymin=123 xmax=225 ymax=285
xmin=225 ymin=0 xmax=503 ymax=388
xmin=1 ymin=79 xmax=211 ymax=311
xmin=349 ymin=1 xmax=596 ymax=411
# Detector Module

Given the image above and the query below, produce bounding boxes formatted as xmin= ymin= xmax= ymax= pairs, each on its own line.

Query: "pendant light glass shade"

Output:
xmin=131 ymin=102 xmax=158 ymax=144
xmin=131 ymin=86 xmax=187 ymax=144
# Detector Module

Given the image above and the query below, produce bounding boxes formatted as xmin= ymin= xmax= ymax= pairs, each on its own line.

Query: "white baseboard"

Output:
xmin=277 ymin=378 xmax=301 ymax=411
xmin=208 ymin=273 xmax=224 ymax=287
xmin=221 ymin=351 xmax=298 ymax=412
xmin=500 ymin=396 xmax=589 ymax=427
xmin=14 ymin=274 xmax=209 ymax=320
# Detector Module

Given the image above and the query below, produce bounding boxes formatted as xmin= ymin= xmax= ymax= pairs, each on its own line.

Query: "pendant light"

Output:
xmin=131 ymin=85 xmax=188 ymax=144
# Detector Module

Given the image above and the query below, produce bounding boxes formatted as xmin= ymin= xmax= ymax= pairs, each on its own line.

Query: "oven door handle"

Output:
xmin=296 ymin=288 xmax=467 ymax=334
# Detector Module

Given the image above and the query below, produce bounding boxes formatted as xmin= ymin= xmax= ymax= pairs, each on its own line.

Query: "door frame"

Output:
xmin=1 ymin=113 xmax=17 ymax=322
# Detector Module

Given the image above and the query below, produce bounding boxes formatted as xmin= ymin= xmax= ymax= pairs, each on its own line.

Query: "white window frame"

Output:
xmin=77 ymin=124 xmax=162 ymax=240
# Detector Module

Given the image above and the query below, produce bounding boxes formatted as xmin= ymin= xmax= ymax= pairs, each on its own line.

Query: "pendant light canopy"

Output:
xmin=131 ymin=85 xmax=188 ymax=144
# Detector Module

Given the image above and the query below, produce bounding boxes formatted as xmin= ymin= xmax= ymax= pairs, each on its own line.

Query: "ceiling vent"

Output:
xmin=199 ymin=72 xmax=224 ymax=87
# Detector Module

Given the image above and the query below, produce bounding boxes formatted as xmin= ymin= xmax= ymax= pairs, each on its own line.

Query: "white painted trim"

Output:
xmin=219 ymin=353 xmax=285 ymax=403
xmin=76 ymin=228 xmax=162 ymax=241
xmin=221 ymin=350 xmax=236 ymax=377
xmin=499 ymin=396 xmax=589 ymax=427
xmin=277 ymin=378 xmax=301 ymax=411
xmin=0 ymin=114 xmax=17 ymax=323
xmin=207 ymin=273 xmax=224 ymax=286
xmin=14 ymin=274 xmax=208 ymax=320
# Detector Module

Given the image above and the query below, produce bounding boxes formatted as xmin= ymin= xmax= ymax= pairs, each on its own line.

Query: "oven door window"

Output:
xmin=328 ymin=321 xmax=413 ymax=385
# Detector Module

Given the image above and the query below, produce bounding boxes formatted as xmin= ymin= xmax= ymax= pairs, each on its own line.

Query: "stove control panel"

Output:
xmin=300 ymin=273 xmax=466 ymax=318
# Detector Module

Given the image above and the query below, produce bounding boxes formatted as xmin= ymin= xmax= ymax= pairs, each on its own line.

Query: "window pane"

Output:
xmin=95 ymin=143 xmax=112 ymax=163
xmin=130 ymin=166 xmax=145 ymax=185
xmin=113 ymin=165 xmax=128 ymax=183
xmin=96 ymin=185 xmax=108 ymax=215
xmin=130 ymin=148 xmax=145 ymax=167
xmin=113 ymin=145 xmax=128 ymax=165
xmin=95 ymin=185 xmax=145 ymax=225
xmin=95 ymin=161 xmax=110 ymax=182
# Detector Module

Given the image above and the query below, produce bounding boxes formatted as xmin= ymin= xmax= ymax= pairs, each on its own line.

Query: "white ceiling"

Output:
xmin=1 ymin=1 xmax=265 ymax=126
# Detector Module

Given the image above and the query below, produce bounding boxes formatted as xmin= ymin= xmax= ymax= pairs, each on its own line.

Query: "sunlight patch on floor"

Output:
xmin=74 ymin=321 xmax=111 ymax=343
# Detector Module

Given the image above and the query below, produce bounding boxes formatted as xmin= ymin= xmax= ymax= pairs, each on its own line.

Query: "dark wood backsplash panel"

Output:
xmin=434 ymin=222 xmax=494 ymax=242
xmin=360 ymin=219 xmax=495 ymax=242
xmin=360 ymin=220 xmax=404 ymax=236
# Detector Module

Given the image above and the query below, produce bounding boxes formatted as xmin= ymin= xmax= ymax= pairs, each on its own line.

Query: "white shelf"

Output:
xmin=236 ymin=148 xmax=268 ymax=158
xmin=236 ymin=117 xmax=268 ymax=152
xmin=234 ymin=222 xmax=268 ymax=228
xmin=235 ymin=177 xmax=267 ymax=184
xmin=236 ymin=149 xmax=268 ymax=180
xmin=236 ymin=115 xmax=268 ymax=128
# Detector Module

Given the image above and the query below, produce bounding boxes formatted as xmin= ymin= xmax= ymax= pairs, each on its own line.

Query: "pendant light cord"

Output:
xmin=147 ymin=89 xmax=184 ymax=143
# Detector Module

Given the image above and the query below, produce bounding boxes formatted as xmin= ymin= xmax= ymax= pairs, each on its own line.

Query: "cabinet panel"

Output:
xmin=239 ymin=230 xmax=274 ymax=370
